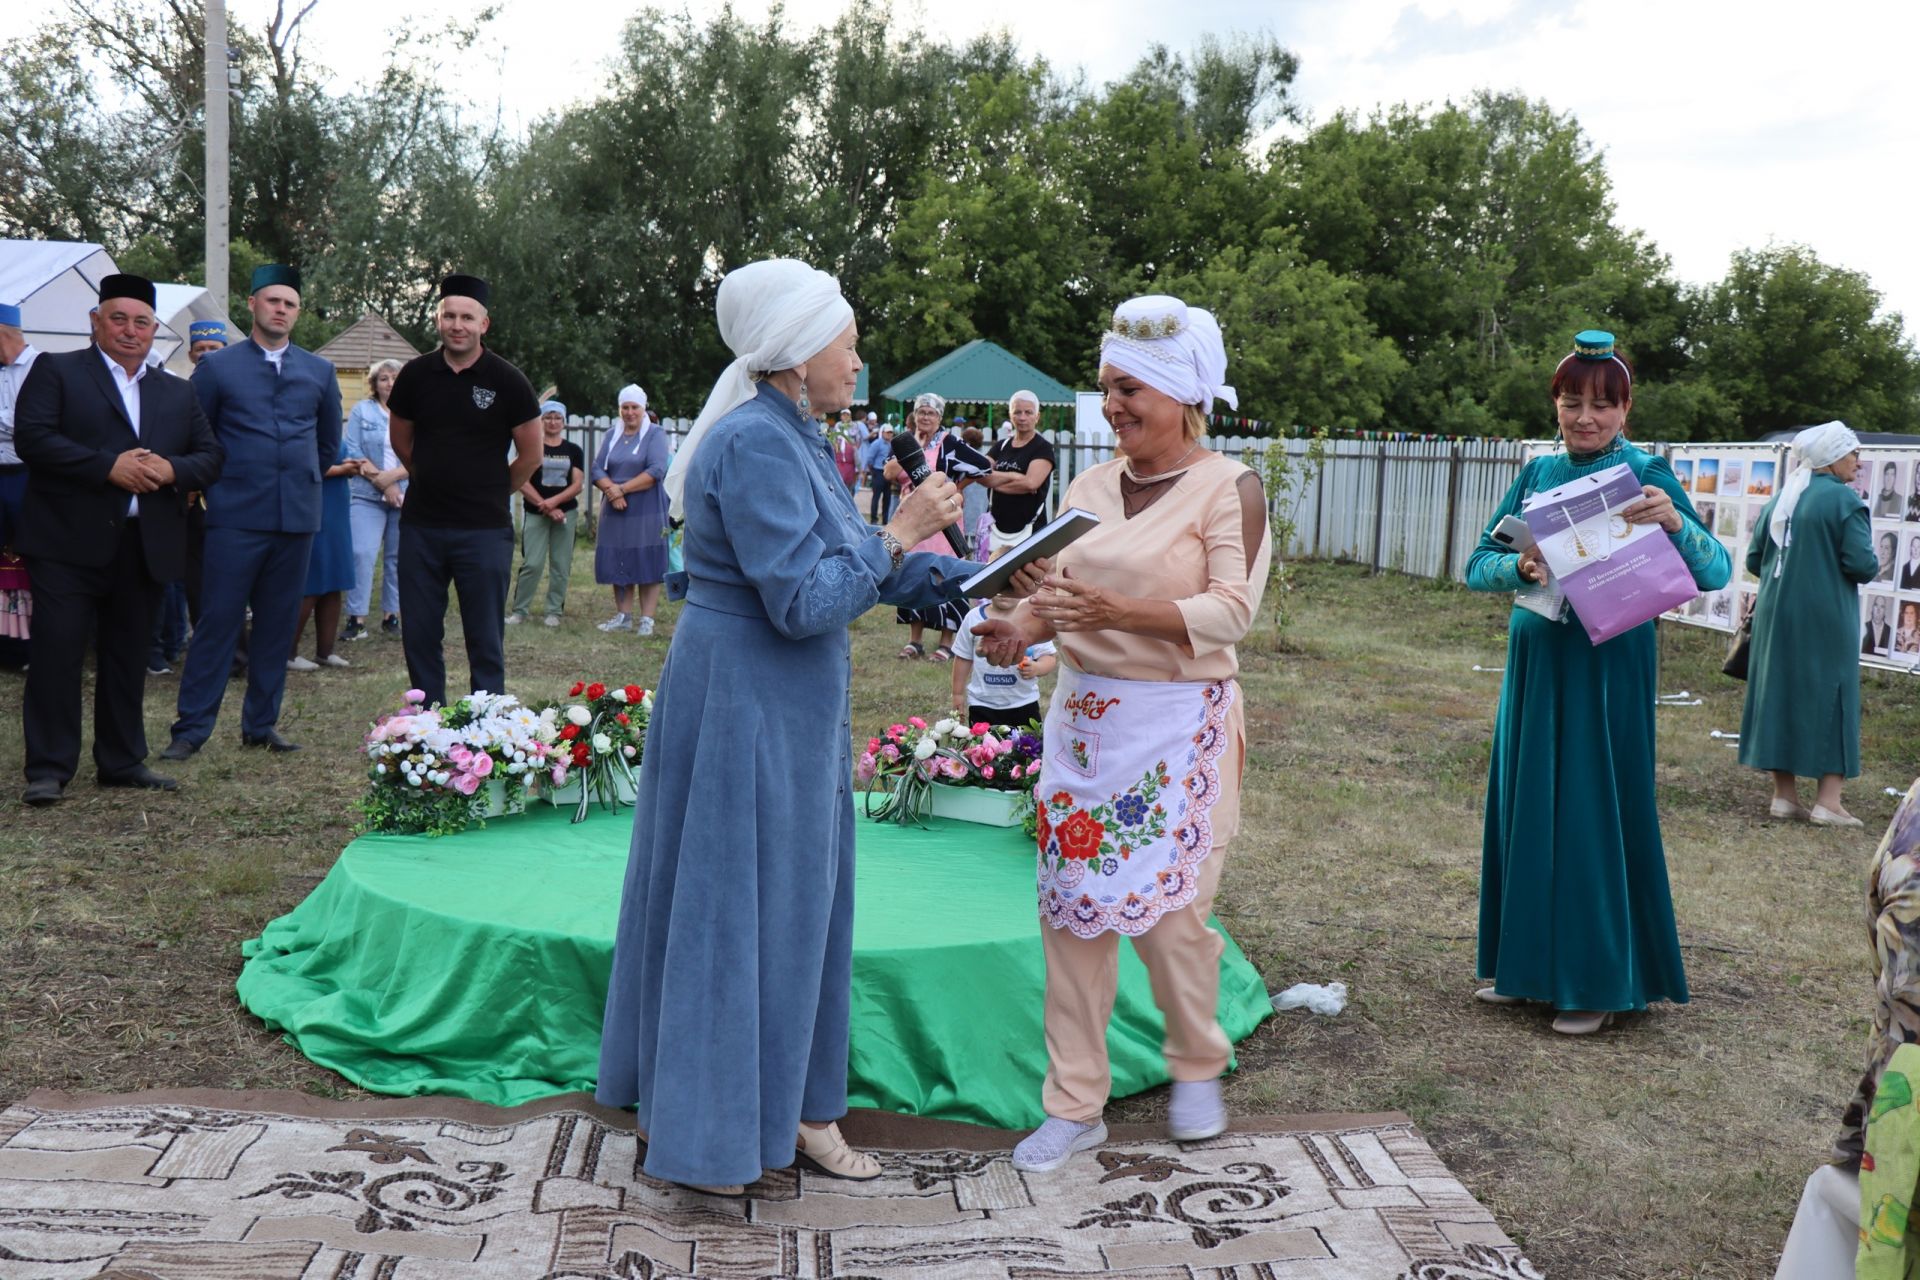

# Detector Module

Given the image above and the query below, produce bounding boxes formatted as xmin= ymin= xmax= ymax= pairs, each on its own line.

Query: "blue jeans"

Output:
xmin=348 ymin=499 xmax=401 ymax=618
xmin=147 ymin=581 xmax=188 ymax=665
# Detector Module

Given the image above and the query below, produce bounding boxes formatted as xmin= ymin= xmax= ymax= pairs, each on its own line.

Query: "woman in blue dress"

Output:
xmin=289 ymin=437 xmax=360 ymax=669
xmin=1465 ymin=331 xmax=1730 ymax=1036
xmin=595 ymin=259 xmax=1044 ymax=1194
xmin=590 ymin=385 xmax=671 ymax=636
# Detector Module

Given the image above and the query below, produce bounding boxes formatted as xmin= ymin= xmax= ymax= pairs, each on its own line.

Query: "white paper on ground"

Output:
xmin=1270 ymin=981 xmax=1348 ymax=1016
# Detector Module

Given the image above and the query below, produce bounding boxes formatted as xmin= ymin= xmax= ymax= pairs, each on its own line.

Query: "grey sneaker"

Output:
xmin=597 ymin=613 xmax=632 ymax=632
xmin=1167 ymin=1080 xmax=1227 ymax=1141
xmin=1011 ymin=1117 xmax=1106 ymax=1173
xmin=636 ymin=615 xmax=656 ymax=636
xmin=321 ymin=654 xmax=351 ymax=669
xmin=543 ymin=614 xmax=561 ymax=628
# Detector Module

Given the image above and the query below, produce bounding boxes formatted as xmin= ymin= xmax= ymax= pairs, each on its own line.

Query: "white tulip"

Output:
xmin=566 ymin=705 xmax=592 ymax=726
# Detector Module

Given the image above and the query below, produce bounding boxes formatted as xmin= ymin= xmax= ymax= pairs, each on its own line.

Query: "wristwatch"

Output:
xmin=877 ymin=529 xmax=904 ymax=571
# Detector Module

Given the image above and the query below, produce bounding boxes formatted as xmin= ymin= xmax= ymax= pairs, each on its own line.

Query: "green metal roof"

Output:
xmin=878 ymin=339 xmax=1079 ymax=407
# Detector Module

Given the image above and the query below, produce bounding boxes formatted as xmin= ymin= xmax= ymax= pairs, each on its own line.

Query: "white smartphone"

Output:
xmin=1490 ymin=514 xmax=1535 ymax=552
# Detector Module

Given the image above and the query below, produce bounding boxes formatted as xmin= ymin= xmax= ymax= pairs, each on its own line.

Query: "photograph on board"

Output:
xmin=1696 ymin=457 xmax=1720 ymax=495
xmin=1748 ymin=459 xmax=1776 ymax=496
xmin=1717 ymin=502 xmax=1740 ymax=538
xmin=1901 ymin=531 xmax=1920 ymax=590
xmin=1896 ymin=599 xmax=1920 ymax=658
xmin=1721 ymin=459 xmax=1744 ymax=498
xmin=1864 ymin=594 xmax=1895 ymax=657
xmin=1673 ymin=458 xmax=1693 ymax=491
xmin=1873 ymin=460 xmax=1907 ymax=519
xmin=1876 ymin=527 xmax=1900 ymax=584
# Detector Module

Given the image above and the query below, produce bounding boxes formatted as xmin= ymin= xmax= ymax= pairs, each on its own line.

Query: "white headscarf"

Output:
xmin=1098 ymin=295 xmax=1238 ymax=411
xmin=1769 ymin=420 xmax=1860 ymax=573
xmin=663 ymin=259 xmax=854 ymax=518
xmin=617 ymin=383 xmax=647 ymax=409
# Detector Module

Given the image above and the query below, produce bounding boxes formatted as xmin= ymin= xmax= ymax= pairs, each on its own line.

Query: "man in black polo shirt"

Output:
xmin=387 ymin=274 xmax=542 ymax=707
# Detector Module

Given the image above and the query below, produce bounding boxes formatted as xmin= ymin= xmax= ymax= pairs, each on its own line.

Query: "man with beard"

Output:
xmin=164 ymin=265 xmax=339 ymax=759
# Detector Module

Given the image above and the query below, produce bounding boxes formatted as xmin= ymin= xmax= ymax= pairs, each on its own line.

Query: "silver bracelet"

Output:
xmin=877 ymin=529 xmax=904 ymax=570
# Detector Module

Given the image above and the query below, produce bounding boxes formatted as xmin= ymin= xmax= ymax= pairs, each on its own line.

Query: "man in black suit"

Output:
xmin=12 ymin=274 xmax=224 ymax=805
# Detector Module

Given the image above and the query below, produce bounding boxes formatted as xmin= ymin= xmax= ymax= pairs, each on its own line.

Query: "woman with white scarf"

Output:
xmin=596 ymin=259 xmax=1043 ymax=1195
xmin=590 ymin=384 xmax=670 ymax=635
xmin=971 ymin=296 xmax=1271 ymax=1172
xmin=1739 ymin=421 xmax=1879 ymax=826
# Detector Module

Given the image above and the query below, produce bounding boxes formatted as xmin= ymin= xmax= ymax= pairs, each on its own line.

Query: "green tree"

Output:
xmin=1688 ymin=245 xmax=1920 ymax=437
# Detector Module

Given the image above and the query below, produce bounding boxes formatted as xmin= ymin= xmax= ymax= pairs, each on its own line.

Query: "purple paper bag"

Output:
xmin=1522 ymin=463 xmax=1700 ymax=645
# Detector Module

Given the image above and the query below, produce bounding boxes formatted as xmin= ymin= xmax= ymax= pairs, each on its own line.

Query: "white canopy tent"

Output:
xmin=0 ymin=239 xmax=233 ymax=377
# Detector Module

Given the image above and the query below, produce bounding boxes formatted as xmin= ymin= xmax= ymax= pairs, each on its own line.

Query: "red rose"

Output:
xmin=1055 ymin=810 xmax=1106 ymax=862
xmin=571 ymin=743 xmax=591 ymax=764
xmin=586 ymin=682 xmax=607 ymax=701
xmin=624 ymin=684 xmax=642 ymax=702
xmin=569 ymin=681 xmax=585 ymax=696
xmin=560 ymin=725 xmax=579 ymax=741
xmin=615 ymin=713 xmax=630 ymax=726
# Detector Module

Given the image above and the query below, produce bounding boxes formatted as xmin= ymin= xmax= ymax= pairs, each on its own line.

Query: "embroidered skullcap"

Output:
xmin=189 ymin=319 xmax=227 ymax=343
xmin=1554 ymin=328 xmax=1633 ymax=388
xmin=439 ymin=274 xmax=491 ymax=308
xmin=1770 ymin=421 xmax=1862 ymax=559
xmin=0 ymin=302 xmax=21 ymax=328
xmin=865 ymin=411 xmax=877 ymax=422
xmin=540 ymin=400 xmax=566 ymax=416
xmin=98 ymin=274 xmax=156 ymax=309
xmin=249 ymin=264 xmax=301 ymax=295
xmin=914 ymin=392 xmax=946 ymax=415
xmin=1098 ymin=295 xmax=1238 ymax=411
xmin=617 ymin=384 xmax=647 ymax=408
xmin=1009 ymin=388 xmax=1039 ymax=409
xmin=663 ymin=258 xmax=854 ymax=519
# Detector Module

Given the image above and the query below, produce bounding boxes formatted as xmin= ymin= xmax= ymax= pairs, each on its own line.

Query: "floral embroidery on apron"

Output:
xmin=1036 ymin=666 xmax=1233 ymax=938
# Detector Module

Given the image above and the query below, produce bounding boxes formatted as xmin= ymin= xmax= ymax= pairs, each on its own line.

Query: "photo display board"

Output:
xmin=1666 ymin=441 xmax=1920 ymax=673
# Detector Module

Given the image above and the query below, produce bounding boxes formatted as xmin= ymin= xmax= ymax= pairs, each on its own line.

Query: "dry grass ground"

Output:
xmin=1 ymin=550 xmax=1914 ymax=1278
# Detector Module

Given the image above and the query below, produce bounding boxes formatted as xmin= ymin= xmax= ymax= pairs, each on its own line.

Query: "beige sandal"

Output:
xmin=795 ymin=1122 xmax=881 ymax=1181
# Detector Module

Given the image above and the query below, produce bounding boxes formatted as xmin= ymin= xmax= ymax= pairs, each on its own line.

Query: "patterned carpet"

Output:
xmin=0 ymin=1089 xmax=1542 ymax=1279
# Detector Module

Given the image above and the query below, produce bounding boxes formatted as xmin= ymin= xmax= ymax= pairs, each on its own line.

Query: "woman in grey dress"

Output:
xmin=594 ymin=258 xmax=1045 ymax=1195
xmin=590 ymin=384 xmax=670 ymax=635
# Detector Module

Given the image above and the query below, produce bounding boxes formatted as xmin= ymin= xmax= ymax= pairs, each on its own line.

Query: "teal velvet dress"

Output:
xmin=1738 ymin=474 xmax=1878 ymax=778
xmin=1466 ymin=437 xmax=1731 ymax=1011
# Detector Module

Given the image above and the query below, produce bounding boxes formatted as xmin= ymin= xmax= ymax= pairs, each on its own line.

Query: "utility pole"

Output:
xmin=204 ymin=0 xmax=229 ymax=308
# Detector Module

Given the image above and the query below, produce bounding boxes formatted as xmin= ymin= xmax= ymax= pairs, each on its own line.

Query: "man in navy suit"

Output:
xmin=13 ymin=274 xmax=224 ymax=805
xmin=164 ymin=264 xmax=340 ymax=758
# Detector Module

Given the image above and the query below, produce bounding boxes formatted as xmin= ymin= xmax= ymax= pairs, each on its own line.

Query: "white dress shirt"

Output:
xmin=98 ymin=347 xmax=148 ymax=515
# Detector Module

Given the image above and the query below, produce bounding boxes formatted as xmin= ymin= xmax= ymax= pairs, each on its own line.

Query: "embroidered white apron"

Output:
xmin=1036 ymin=665 xmax=1233 ymax=939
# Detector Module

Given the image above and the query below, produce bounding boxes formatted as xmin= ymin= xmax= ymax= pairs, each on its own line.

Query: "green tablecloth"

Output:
xmin=238 ymin=805 xmax=1272 ymax=1129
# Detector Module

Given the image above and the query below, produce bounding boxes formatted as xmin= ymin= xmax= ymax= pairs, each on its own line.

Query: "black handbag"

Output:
xmin=1722 ymin=619 xmax=1752 ymax=680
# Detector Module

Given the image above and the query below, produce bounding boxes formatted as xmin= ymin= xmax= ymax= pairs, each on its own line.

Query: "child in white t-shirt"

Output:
xmin=951 ymin=600 xmax=1056 ymax=730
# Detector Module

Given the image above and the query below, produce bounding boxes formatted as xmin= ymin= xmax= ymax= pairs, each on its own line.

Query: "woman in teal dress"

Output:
xmin=1739 ymin=422 xmax=1878 ymax=827
xmin=1465 ymin=331 xmax=1731 ymax=1036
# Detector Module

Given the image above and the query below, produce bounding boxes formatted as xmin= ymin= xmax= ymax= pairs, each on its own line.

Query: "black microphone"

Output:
xmin=889 ymin=433 xmax=971 ymax=558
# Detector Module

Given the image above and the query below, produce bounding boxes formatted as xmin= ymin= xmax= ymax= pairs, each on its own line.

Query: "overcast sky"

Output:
xmin=10 ymin=0 xmax=1916 ymax=334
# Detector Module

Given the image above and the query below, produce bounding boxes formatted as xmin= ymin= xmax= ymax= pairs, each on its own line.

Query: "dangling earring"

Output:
xmin=797 ymin=379 xmax=811 ymax=415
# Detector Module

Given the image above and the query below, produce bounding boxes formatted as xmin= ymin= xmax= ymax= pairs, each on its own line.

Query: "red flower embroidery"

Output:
xmin=585 ymin=682 xmax=607 ymax=701
xmin=1036 ymin=806 xmax=1053 ymax=851
xmin=1050 ymin=791 xmax=1074 ymax=808
xmin=569 ymin=681 xmax=585 ymax=696
xmin=1056 ymin=810 xmax=1106 ymax=862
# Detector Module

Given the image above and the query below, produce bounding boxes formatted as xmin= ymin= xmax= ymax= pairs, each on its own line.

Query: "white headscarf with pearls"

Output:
xmin=1098 ymin=295 xmax=1238 ymax=411
xmin=663 ymin=259 xmax=854 ymax=519
xmin=1769 ymin=420 xmax=1861 ymax=573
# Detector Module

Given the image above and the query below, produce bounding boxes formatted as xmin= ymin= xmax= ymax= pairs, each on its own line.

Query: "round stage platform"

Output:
xmin=238 ymin=805 xmax=1273 ymax=1129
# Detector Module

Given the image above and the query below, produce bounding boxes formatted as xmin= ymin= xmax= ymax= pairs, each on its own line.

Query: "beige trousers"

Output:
xmin=1039 ymin=843 xmax=1232 ymax=1123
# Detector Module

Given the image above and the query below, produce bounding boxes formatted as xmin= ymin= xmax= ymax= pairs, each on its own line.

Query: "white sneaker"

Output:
xmin=287 ymin=656 xmax=318 ymax=671
xmin=1011 ymin=1117 xmax=1106 ymax=1173
xmin=321 ymin=654 xmax=351 ymax=669
xmin=597 ymin=614 xmax=632 ymax=632
xmin=543 ymin=614 xmax=561 ymax=628
xmin=636 ymin=615 xmax=656 ymax=636
xmin=504 ymin=613 xmax=524 ymax=625
xmin=1167 ymin=1080 xmax=1228 ymax=1141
